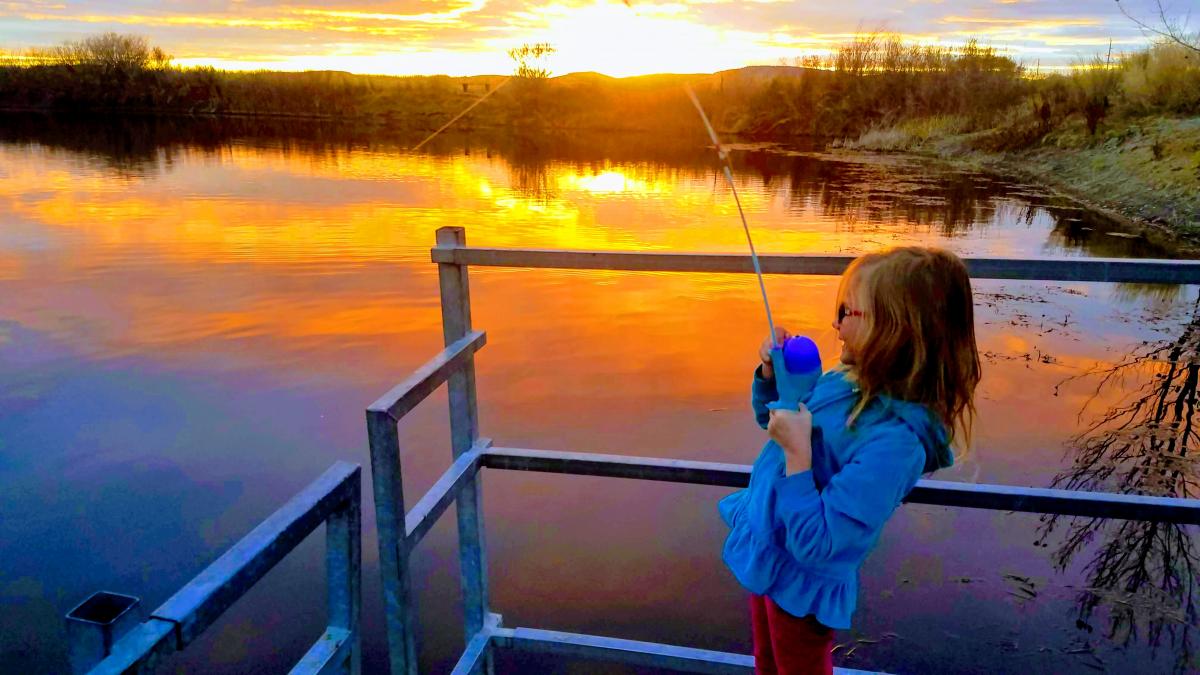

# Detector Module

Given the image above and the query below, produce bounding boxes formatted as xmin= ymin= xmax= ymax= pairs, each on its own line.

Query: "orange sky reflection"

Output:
xmin=0 ymin=139 xmax=1187 ymax=487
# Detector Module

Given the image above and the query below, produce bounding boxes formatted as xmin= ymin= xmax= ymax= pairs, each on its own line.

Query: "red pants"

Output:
xmin=749 ymin=594 xmax=834 ymax=675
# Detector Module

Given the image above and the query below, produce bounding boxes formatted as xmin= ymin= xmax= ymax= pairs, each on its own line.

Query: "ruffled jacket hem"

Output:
xmin=720 ymin=487 xmax=857 ymax=629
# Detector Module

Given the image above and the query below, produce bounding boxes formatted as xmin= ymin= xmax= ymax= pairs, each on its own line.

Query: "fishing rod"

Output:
xmin=411 ymin=77 xmax=511 ymax=152
xmin=683 ymin=84 xmax=777 ymax=346
xmin=683 ymin=84 xmax=820 ymax=409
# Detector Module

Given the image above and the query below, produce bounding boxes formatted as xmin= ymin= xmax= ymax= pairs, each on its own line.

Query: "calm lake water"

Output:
xmin=2 ymin=114 xmax=1198 ymax=674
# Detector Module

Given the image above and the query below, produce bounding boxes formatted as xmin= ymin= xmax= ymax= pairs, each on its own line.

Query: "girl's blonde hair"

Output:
xmin=838 ymin=247 xmax=981 ymax=449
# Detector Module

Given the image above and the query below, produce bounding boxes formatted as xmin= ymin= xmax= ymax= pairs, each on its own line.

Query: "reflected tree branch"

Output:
xmin=1039 ymin=290 xmax=1200 ymax=671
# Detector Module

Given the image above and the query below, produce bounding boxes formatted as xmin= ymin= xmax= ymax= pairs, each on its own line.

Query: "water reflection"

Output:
xmin=0 ymin=112 xmax=1186 ymax=261
xmin=3 ymin=113 xmax=1199 ymax=673
xmin=0 ymin=113 xmax=361 ymax=178
xmin=1039 ymin=292 xmax=1200 ymax=673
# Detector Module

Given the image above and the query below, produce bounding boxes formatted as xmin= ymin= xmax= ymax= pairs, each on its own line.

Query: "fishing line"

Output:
xmin=407 ymin=29 xmax=779 ymax=349
xmin=684 ymin=84 xmax=777 ymax=346
xmin=411 ymin=76 xmax=511 ymax=152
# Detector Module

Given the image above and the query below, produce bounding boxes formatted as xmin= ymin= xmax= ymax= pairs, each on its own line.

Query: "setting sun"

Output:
xmin=492 ymin=1 xmax=784 ymax=76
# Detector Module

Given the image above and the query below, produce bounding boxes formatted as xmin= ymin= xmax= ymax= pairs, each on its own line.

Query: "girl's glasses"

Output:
xmin=837 ymin=303 xmax=863 ymax=322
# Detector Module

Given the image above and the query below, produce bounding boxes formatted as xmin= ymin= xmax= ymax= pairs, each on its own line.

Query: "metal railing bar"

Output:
xmin=430 ymin=246 xmax=1200 ymax=284
xmin=435 ymin=225 xmax=492 ymax=643
xmin=365 ymin=409 xmax=416 ymax=675
xmin=448 ymin=628 xmax=492 ymax=675
xmin=909 ymin=478 xmax=1200 ymax=523
xmin=86 ymin=619 xmax=175 ymax=675
xmin=324 ymin=473 xmax=361 ymax=675
xmin=482 ymin=447 xmax=749 ymax=487
xmin=483 ymin=447 xmax=1200 ymax=524
xmin=151 ymin=461 xmax=360 ymax=646
xmin=491 ymin=626 xmax=743 ymax=675
xmin=366 ymin=331 xmax=487 ymax=421
xmin=492 ymin=626 xmax=886 ymax=674
xmin=288 ymin=627 xmax=353 ymax=675
xmin=448 ymin=612 xmax=502 ymax=675
xmin=405 ymin=440 xmax=490 ymax=549
xmin=431 ymin=246 xmax=849 ymax=275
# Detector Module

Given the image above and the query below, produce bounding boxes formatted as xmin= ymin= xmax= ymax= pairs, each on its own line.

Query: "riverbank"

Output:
xmin=842 ymin=115 xmax=1200 ymax=249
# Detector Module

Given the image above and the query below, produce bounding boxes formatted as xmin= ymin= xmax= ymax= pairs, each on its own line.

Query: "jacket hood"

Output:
xmin=809 ymin=369 xmax=953 ymax=474
xmin=878 ymin=396 xmax=954 ymax=474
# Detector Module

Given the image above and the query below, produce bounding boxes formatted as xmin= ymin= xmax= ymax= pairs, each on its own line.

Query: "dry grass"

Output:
xmin=1119 ymin=42 xmax=1200 ymax=114
xmin=733 ymin=35 xmax=1026 ymax=137
xmin=1024 ymin=116 xmax=1200 ymax=233
xmin=844 ymin=116 xmax=970 ymax=151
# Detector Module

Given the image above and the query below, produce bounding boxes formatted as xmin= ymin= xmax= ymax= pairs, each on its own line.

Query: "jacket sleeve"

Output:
xmin=752 ymin=365 xmax=779 ymax=430
xmin=768 ymin=424 xmax=925 ymax=563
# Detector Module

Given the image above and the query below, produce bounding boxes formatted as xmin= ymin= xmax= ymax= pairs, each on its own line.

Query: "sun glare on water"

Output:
xmin=563 ymin=170 xmax=659 ymax=194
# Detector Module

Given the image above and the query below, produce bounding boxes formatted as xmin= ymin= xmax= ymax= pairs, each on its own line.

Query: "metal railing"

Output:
xmin=74 ymin=461 xmax=362 ymax=675
xmin=366 ymin=226 xmax=1200 ymax=675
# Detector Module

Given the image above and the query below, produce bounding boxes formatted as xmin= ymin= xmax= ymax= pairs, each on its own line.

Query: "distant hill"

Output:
xmin=716 ymin=65 xmax=815 ymax=81
xmin=446 ymin=66 xmax=819 ymax=86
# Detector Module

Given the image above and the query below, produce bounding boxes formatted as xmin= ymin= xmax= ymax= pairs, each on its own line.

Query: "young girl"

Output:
xmin=719 ymin=246 xmax=981 ymax=675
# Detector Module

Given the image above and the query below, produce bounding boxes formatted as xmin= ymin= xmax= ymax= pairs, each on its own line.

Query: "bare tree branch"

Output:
xmin=1039 ymin=290 xmax=1200 ymax=671
xmin=1116 ymin=0 xmax=1200 ymax=55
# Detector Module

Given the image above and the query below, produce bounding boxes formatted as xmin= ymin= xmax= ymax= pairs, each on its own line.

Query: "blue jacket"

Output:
xmin=719 ymin=366 xmax=953 ymax=629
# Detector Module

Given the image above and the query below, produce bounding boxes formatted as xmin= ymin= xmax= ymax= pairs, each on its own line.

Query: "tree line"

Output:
xmin=0 ymin=29 xmax=1196 ymax=145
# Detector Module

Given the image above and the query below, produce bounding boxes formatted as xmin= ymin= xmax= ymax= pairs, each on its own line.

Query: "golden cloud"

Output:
xmin=940 ymin=15 xmax=1101 ymax=28
xmin=292 ymin=0 xmax=488 ymax=25
xmin=14 ymin=11 xmax=315 ymax=30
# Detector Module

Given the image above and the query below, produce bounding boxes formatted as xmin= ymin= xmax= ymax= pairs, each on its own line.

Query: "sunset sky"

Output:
xmin=0 ymin=0 xmax=1176 ymax=77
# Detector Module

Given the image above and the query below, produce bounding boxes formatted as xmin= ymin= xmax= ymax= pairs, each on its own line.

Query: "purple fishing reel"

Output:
xmin=768 ymin=335 xmax=822 ymax=411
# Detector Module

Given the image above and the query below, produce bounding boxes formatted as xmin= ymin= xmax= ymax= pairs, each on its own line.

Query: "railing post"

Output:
xmin=435 ymin=227 xmax=492 ymax=644
xmin=326 ymin=469 xmax=362 ymax=675
xmin=64 ymin=591 xmax=143 ymax=674
xmin=367 ymin=409 xmax=417 ymax=675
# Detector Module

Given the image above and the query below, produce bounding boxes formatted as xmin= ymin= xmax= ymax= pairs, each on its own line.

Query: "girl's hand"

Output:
xmin=758 ymin=326 xmax=791 ymax=380
xmin=768 ymin=405 xmax=813 ymax=476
